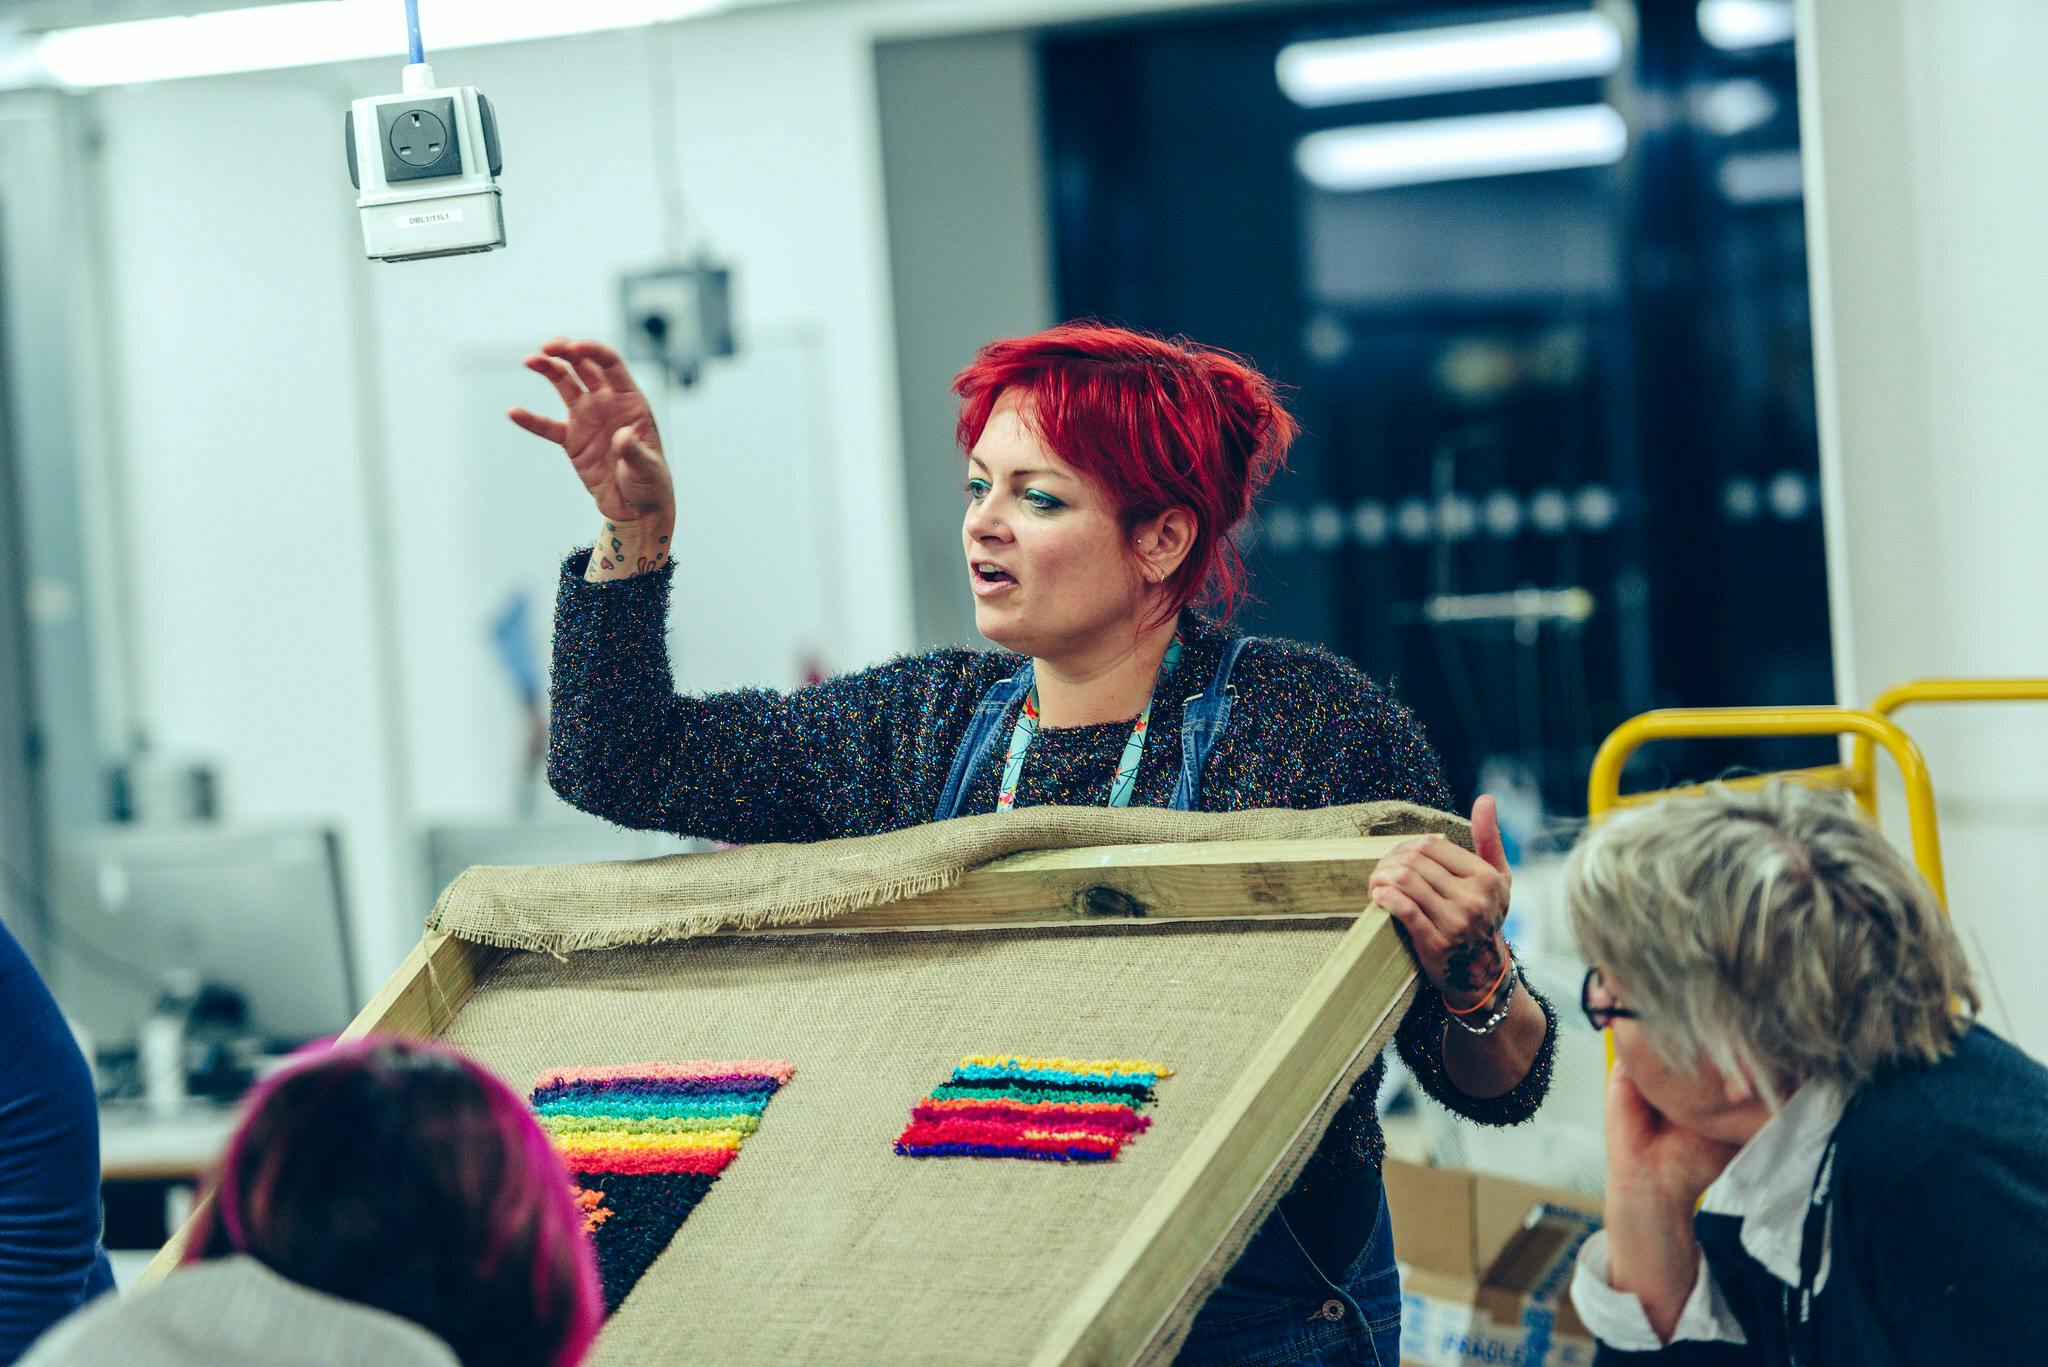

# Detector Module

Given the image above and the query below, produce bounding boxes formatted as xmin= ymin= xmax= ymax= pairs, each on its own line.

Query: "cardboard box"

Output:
xmin=1385 ymin=1158 xmax=1603 ymax=1367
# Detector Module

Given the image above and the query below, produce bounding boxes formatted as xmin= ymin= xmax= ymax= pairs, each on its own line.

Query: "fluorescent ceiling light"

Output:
xmin=32 ymin=0 xmax=728 ymax=87
xmin=1296 ymin=104 xmax=1628 ymax=193
xmin=1276 ymin=11 xmax=1622 ymax=108
xmin=1697 ymin=0 xmax=1795 ymax=52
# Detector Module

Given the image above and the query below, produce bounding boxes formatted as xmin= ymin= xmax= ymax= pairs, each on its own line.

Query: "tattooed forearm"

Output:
xmin=584 ymin=519 xmax=675 ymax=583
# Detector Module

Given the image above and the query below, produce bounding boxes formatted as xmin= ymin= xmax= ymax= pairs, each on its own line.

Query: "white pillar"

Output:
xmin=1798 ymin=0 xmax=2048 ymax=1053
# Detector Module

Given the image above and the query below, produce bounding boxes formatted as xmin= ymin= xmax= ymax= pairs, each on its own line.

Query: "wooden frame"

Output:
xmin=140 ymin=833 xmax=1419 ymax=1367
xmin=1046 ymin=896 xmax=1412 ymax=1363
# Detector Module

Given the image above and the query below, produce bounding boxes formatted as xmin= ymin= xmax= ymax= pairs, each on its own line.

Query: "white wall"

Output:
xmin=73 ymin=0 xmax=1276 ymax=995
xmin=1799 ymin=0 xmax=2048 ymax=1053
xmin=90 ymin=74 xmax=410 ymax=986
xmin=876 ymin=29 xmax=1055 ymax=650
xmin=85 ymin=25 xmax=906 ymax=986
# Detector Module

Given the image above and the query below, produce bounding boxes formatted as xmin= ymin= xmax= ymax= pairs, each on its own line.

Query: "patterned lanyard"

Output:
xmin=996 ymin=638 xmax=1183 ymax=812
xmin=1783 ymin=1133 xmax=1840 ymax=1367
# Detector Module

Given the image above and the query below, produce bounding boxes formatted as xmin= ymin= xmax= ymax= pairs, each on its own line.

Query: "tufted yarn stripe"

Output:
xmin=533 ymin=1061 xmax=792 ymax=1313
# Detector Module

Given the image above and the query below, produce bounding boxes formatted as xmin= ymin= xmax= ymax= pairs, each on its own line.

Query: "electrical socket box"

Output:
xmin=379 ymin=97 xmax=460 ymax=182
xmin=347 ymin=65 xmax=505 ymax=262
xmin=620 ymin=261 xmax=736 ymax=387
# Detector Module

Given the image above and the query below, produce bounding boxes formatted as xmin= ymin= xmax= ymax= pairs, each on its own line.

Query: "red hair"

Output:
xmin=952 ymin=321 xmax=1296 ymax=622
xmin=191 ymin=1035 xmax=601 ymax=1367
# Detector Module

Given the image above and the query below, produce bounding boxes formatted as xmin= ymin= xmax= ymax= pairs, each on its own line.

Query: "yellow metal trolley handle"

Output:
xmin=1850 ymin=678 xmax=2048 ymax=807
xmin=1586 ymin=706 xmax=1946 ymax=908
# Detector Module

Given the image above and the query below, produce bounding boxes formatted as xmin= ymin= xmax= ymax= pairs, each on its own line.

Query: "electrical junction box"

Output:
xmin=346 ymin=64 xmax=505 ymax=262
xmin=620 ymin=261 xmax=736 ymax=387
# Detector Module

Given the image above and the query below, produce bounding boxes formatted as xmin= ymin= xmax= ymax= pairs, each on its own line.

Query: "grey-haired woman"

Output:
xmin=1565 ymin=783 xmax=2048 ymax=1365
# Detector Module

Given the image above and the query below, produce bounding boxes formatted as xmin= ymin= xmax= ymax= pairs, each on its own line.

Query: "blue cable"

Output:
xmin=404 ymin=0 xmax=424 ymax=65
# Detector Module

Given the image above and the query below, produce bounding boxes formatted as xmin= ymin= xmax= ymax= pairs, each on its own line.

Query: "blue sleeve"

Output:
xmin=0 ymin=919 xmax=114 ymax=1362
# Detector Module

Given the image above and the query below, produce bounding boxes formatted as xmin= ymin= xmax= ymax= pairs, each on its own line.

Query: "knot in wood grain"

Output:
xmin=1074 ymin=884 xmax=1146 ymax=919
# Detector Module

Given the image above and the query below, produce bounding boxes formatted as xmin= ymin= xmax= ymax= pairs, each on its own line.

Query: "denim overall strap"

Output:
xmin=1168 ymin=636 xmax=1255 ymax=812
xmin=932 ymin=663 xmax=1034 ymax=822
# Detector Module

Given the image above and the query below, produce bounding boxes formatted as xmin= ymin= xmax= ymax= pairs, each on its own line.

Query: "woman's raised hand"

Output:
xmin=1366 ymin=795 xmax=1514 ymax=1010
xmin=509 ymin=338 xmax=675 ymax=529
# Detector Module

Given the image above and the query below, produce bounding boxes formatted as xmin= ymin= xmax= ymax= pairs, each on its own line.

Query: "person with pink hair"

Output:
xmin=20 ymin=1036 xmax=601 ymax=1367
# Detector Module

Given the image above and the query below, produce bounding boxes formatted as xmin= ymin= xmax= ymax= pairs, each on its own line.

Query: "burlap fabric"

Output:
xmin=428 ymin=800 xmax=1465 ymax=952
xmin=430 ymin=803 xmax=1455 ymax=1361
xmin=442 ymin=921 xmax=1417 ymax=1365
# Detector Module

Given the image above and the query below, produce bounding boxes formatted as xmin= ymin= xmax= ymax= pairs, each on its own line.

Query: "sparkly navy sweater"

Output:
xmin=548 ymin=550 xmax=1558 ymax=1263
xmin=1592 ymin=1027 xmax=2048 ymax=1366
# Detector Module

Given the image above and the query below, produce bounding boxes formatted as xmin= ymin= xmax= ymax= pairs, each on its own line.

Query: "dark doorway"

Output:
xmin=1043 ymin=0 xmax=1829 ymax=819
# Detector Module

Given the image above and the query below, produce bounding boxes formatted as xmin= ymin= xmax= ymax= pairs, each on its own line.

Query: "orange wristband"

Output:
xmin=1443 ymin=945 xmax=1512 ymax=1015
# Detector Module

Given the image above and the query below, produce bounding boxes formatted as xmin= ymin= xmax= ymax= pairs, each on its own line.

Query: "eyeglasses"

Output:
xmin=1580 ymin=966 xmax=1640 ymax=1032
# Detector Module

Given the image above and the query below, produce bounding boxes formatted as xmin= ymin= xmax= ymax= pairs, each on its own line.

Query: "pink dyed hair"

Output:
xmin=190 ymin=1035 xmax=601 ymax=1367
xmin=953 ymin=321 xmax=1297 ymax=624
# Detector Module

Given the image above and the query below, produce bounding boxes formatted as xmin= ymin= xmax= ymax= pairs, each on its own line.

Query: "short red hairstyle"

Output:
xmin=952 ymin=321 xmax=1296 ymax=622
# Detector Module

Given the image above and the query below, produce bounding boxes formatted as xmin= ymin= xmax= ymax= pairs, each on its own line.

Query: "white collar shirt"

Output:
xmin=1570 ymin=1080 xmax=1846 ymax=1352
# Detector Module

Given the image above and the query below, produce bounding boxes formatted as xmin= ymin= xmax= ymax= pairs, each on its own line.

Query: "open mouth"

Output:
xmin=966 ymin=561 xmax=1015 ymax=598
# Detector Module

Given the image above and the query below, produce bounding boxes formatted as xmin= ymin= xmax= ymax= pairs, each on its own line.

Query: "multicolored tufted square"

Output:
xmin=894 ymin=1056 xmax=1172 ymax=1163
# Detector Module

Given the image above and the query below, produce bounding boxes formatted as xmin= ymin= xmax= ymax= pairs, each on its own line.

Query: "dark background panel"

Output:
xmin=1042 ymin=0 xmax=1832 ymax=820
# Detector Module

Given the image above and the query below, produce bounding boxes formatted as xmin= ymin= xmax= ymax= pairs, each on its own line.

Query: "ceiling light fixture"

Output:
xmin=1276 ymin=10 xmax=1622 ymax=109
xmin=31 ymin=0 xmax=727 ymax=88
xmin=1295 ymin=104 xmax=1628 ymax=193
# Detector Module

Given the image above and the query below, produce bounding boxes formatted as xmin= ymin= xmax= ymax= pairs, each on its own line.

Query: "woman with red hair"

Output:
xmin=514 ymin=322 xmax=1556 ymax=1365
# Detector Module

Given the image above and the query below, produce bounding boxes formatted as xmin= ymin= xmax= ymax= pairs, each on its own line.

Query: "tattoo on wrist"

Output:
xmin=1444 ymin=936 xmax=1505 ymax=995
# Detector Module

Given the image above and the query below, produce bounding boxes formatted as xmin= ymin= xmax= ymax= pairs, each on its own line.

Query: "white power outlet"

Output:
xmin=346 ymin=63 xmax=505 ymax=262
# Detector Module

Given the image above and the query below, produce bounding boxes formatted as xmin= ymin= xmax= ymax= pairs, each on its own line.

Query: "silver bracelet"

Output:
xmin=1444 ymin=964 xmax=1518 ymax=1037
